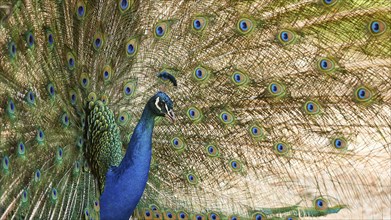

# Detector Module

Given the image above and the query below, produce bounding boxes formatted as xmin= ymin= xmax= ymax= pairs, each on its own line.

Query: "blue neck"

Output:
xmin=123 ymin=106 xmax=155 ymax=166
xmin=100 ymin=106 xmax=156 ymax=220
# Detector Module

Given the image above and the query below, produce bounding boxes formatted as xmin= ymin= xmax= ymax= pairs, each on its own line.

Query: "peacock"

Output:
xmin=0 ymin=0 xmax=390 ymax=219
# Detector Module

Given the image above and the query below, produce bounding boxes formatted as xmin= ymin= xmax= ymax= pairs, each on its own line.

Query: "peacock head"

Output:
xmin=148 ymin=91 xmax=175 ymax=122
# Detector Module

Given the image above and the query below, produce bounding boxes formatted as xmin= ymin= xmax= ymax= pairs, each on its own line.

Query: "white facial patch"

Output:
xmin=155 ymin=97 xmax=161 ymax=111
xmin=164 ymin=103 xmax=169 ymax=115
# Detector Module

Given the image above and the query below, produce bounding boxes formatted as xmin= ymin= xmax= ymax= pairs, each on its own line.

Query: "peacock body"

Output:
xmin=0 ymin=0 xmax=390 ymax=219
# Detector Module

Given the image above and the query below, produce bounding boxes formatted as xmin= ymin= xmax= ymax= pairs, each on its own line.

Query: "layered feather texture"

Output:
xmin=1 ymin=0 xmax=390 ymax=219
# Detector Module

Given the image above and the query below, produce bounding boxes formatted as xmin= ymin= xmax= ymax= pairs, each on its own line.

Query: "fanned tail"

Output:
xmin=135 ymin=0 xmax=391 ymax=219
xmin=0 ymin=0 xmax=390 ymax=219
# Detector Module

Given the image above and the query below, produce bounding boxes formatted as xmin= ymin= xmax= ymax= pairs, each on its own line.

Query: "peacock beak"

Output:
xmin=165 ymin=110 xmax=175 ymax=123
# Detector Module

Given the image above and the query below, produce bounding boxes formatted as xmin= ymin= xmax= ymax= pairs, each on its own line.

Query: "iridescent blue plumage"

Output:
xmin=100 ymin=92 xmax=174 ymax=219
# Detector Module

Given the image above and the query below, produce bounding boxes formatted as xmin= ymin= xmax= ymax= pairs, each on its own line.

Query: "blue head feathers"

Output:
xmin=158 ymin=71 xmax=177 ymax=86
xmin=148 ymin=91 xmax=175 ymax=122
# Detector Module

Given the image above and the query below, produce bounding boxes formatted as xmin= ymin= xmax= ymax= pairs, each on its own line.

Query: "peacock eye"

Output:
xmin=369 ymin=20 xmax=386 ymax=35
xmin=237 ymin=18 xmax=254 ymax=34
xmin=159 ymin=101 xmax=164 ymax=107
xmin=277 ymin=29 xmax=296 ymax=45
xmin=314 ymin=197 xmax=328 ymax=210
xmin=323 ymin=0 xmax=338 ymax=6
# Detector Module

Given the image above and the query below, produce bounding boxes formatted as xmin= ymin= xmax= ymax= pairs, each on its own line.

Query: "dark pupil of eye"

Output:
xmin=95 ymin=38 xmax=101 ymax=47
xmin=322 ymin=60 xmax=328 ymax=68
xmin=194 ymin=20 xmax=201 ymax=28
xmin=235 ymin=74 xmax=241 ymax=81
xmin=241 ymin=21 xmax=247 ymax=29
xmin=359 ymin=89 xmax=366 ymax=98
xmin=121 ymin=0 xmax=128 ymax=8
xmin=196 ymin=69 xmax=203 ymax=77
xmin=282 ymin=32 xmax=288 ymax=40
xmin=78 ymin=6 xmax=84 ymax=16
xmin=373 ymin=22 xmax=379 ymax=31
xmin=128 ymin=44 xmax=134 ymax=53
xmin=157 ymin=26 xmax=163 ymax=35
xmin=29 ymin=35 xmax=34 ymax=44
xmin=272 ymin=85 xmax=277 ymax=92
